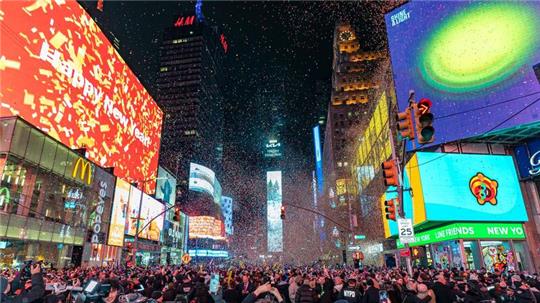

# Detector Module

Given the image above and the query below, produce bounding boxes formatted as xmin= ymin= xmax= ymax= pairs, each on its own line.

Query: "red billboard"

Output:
xmin=0 ymin=1 xmax=162 ymax=193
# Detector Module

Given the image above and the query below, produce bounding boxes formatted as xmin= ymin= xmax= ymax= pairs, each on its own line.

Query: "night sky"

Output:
xmin=80 ymin=1 xmax=397 ymax=242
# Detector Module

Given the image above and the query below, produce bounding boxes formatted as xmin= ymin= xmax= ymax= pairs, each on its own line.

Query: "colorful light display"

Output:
xmin=0 ymin=1 xmax=163 ymax=193
xmin=188 ymin=216 xmax=225 ymax=240
xmin=267 ymin=171 xmax=283 ymax=252
xmin=385 ymin=2 xmax=540 ymax=148
xmin=108 ymin=179 xmax=130 ymax=247
xmin=138 ymin=194 xmax=165 ymax=242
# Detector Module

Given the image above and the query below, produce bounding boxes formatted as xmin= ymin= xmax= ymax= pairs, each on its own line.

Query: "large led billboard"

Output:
xmin=188 ymin=216 xmax=225 ymax=240
xmin=313 ymin=126 xmax=323 ymax=195
xmin=0 ymin=1 xmax=163 ymax=193
xmin=125 ymin=187 xmax=142 ymax=236
xmin=221 ymin=196 xmax=233 ymax=236
xmin=138 ymin=194 xmax=165 ymax=242
xmin=156 ymin=166 xmax=177 ymax=205
xmin=267 ymin=171 xmax=283 ymax=252
xmin=189 ymin=163 xmax=216 ymax=197
xmin=386 ymin=2 xmax=540 ymax=148
xmin=108 ymin=178 xmax=130 ymax=246
xmin=384 ymin=152 xmax=528 ymax=237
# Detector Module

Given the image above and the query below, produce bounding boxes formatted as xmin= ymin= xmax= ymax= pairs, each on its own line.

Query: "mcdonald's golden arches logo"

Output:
xmin=72 ymin=158 xmax=93 ymax=185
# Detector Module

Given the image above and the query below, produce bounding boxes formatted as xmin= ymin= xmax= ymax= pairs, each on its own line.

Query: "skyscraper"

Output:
xmin=156 ymin=11 xmax=228 ymax=198
xmin=321 ymin=22 xmax=386 ymax=261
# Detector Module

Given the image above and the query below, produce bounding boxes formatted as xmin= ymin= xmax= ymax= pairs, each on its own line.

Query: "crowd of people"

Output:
xmin=1 ymin=261 xmax=539 ymax=303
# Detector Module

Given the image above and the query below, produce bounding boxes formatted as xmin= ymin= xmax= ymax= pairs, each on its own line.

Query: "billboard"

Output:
xmin=396 ymin=222 xmax=526 ymax=248
xmin=188 ymin=216 xmax=225 ymax=240
xmin=138 ymin=194 xmax=165 ymax=242
xmin=385 ymin=152 xmax=528 ymax=236
xmin=108 ymin=178 xmax=130 ymax=246
xmin=189 ymin=163 xmax=216 ymax=197
xmin=386 ymin=2 xmax=540 ymax=148
xmin=156 ymin=166 xmax=177 ymax=205
xmin=264 ymin=139 xmax=283 ymax=158
xmin=313 ymin=126 xmax=323 ymax=194
xmin=267 ymin=171 xmax=283 ymax=252
xmin=221 ymin=196 xmax=233 ymax=236
xmin=513 ymin=138 xmax=540 ymax=179
xmin=88 ymin=167 xmax=115 ymax=244
xmin=0 ymin=1 xmax=163 ymax=193
xmin=125 ymin=187 xmax=142 ymax=236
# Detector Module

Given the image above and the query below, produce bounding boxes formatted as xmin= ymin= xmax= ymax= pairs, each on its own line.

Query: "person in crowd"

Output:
xmin=337 ymin=278 xmax=362 ymax=303
xmin=431 ymin=273 xmax=453 ymax=303
xmin=223 ymin=278 xmax=241 ymax=303
xmin=295 ymin=276 xmax=318 ymax=303
xmin=237 ymin=272 xmax=256 ymax=302
xmin=361 ymin=278 xmax=379 ymax=303
xmin=1 ymin=263 xmax=45 ymax=303
xmin=289 ymin=275 xmax=303 ymax=303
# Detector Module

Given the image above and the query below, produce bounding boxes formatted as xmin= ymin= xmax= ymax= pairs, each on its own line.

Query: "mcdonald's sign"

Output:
xmin=72 ymin=158 xmax=93 ymax=185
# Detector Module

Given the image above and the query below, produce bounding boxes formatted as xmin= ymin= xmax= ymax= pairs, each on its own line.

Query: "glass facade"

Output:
xmin=0 ymin=117 xmax=115 ymax=268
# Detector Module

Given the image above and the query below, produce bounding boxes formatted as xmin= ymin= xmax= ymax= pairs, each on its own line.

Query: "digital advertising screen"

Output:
xmin=108 ymin=178 xmax=130 ymax=246
xmin=0 ymin=1 xmax=163 ymax=193
xmin=221 ymin=196 xmax=233 ymax=236
xmin=267 ymin=171 xmax=283 ymax=252
xmin=189 ymin=163 xmax=215 ymax=197
xmin=188 ymin=216 xmax=225 ymax=240
xmin=313 ymin=126 xmax=323 ymax=195
xmin=125 ymin=186 xmax=142 ymax=236
xmin=88 ymin=167 xmax=115 ymax=245
xmin=385 ymin=2 xmax=540 ymax=148
xmin=156 ymin=166 xmax=177 ymax=205
xmin=513 ymin=138 xmax=540 ymax=179
xmin=138 ymin=194 xmax=165 ymax=241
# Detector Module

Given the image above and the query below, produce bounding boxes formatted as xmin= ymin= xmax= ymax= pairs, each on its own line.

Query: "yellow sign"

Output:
xmin=72 ymin=158 xmax=93 ymax=185
xmin=182 ymin=253 xmax=191 ymax=264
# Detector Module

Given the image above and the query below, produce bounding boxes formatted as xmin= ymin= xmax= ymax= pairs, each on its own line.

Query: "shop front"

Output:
xmin=0 ymin=117 xmax=123 ymax=268
xmin=397 ymin=222 xmax=533 ymax=271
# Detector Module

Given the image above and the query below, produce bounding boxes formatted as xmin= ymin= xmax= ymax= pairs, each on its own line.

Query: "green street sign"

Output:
xmin=354 ymin=235 xmax=366 ymax=240
xmin=396 ymin=222 xmax=525 ymax=248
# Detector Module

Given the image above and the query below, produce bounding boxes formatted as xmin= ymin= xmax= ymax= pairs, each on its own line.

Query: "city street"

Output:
xmin=1 ymin=1 xmax=540 ymax=302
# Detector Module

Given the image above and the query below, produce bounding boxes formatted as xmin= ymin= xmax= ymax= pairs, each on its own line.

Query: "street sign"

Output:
xmin=399 ymin=249 xmax=411 ymax=257
xmin=354 ymin=235 xmax=366 ymax=240
xmin=182 ymin=253 xmax=192 ymax=264
xmin=397 ymin=218 xmax=415 ymax=243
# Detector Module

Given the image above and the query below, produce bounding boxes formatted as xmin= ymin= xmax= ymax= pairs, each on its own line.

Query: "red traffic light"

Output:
xmin=415 ymin=99 xmax=435 ymax=144
xmin=381 ymin=160 xmax=399 ymax=187
xmin=396 ymin=109 xmax=415 ymax=140
xmin=384 ymin=199 xmax=397 ymax=221
xmin=417 ymin=98 xmax=432 ymax=115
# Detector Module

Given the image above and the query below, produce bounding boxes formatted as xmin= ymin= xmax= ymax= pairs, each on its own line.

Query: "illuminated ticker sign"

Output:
xmin=175 ymin=16 xmax=196 ymax=27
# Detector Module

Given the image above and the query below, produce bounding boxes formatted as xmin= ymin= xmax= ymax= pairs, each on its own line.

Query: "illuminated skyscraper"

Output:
xmin=321 ymin=22 xmax=386 ymax=260
xmin=156 ymin=11 xmax=228 ymax=198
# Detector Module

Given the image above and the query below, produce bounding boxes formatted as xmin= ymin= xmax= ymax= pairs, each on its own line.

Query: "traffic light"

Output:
xmin=415 ymin=98 xmax=435 ymax=144
xmin=173 ymin=206 xmax=181 ymax=221
xmin=396 ymin=108 xmax=415 ymax=140
xmin=280 ymin=206 xmax=285 ymax=220
xmin=384 ymin=199 xmax=397 ymax=221
xmin=381 ymin=160 xmax=399 ymax=187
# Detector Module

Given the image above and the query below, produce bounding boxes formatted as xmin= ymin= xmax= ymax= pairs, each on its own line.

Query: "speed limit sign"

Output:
xmin=397 ymin=218 xmax=415 ymax=243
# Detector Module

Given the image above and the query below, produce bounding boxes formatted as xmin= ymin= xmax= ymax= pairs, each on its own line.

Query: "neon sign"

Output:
xmin=220 ymin=34 xmax=228 ymax=53
xmin=529 ymin=150 xmax=540 ymax=176
xmin=175 ymin=16 xmax=195 ymax=27
xmin=91 ymin=180 xmax=108 ymax=244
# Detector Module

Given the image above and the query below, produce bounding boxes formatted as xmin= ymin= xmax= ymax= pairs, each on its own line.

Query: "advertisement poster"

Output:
xmin=189 ymin=163 xmax=216 ymax=196
xmin=156 ymin=166 xmax=177 ymax=205
xmin=385 ymin=2 xmax=540 ymax=149
xmin=126 ymin=187 xmax=142 ymax=236
xmin=188 ymin=216 xmax=225 ymax=240
xmin=267 ymin=171 xmax=283 ymax=252
xmin=0 ymin=1 xmax=163 ymax=193
xmin=108 ymin=178 xmax=130 ymax=246
xmin=88 ymin=167 xmax=115 ymax=244
xmin=138 ymin=194 xmax=165 ymax=241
